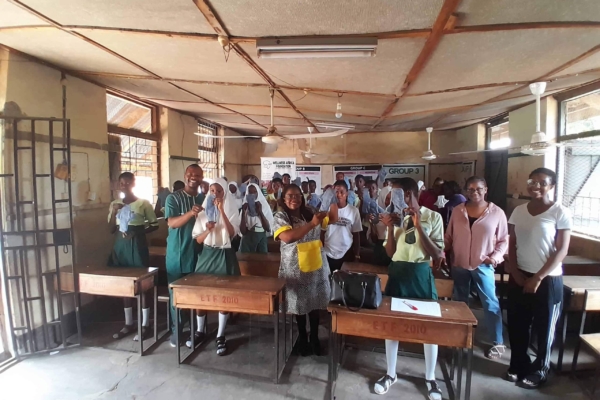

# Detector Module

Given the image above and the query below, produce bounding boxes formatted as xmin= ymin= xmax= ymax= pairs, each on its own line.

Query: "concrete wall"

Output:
xmin=221 ymin=127 xmax=247 ymax=182
xmin=163 ymin=108 xmax=199 ymax=187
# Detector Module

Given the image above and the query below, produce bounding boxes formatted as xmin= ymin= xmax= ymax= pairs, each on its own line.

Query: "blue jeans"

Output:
xmin=452 ymin=264 xmax=504 ymax=345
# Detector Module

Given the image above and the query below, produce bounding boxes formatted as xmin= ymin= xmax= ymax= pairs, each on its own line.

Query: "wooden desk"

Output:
xmin=237 ymin=252 xmax=281 ymax=278
xmin=557 ymin=275 xmax=600 ymax=372
xmin=502 ymin=254 xmax=600 ymax=276
xmin=170 ymin=274 xmax=289 ymax=383
xmin=328 ymin=297 xmax=477 ymax=400
xmin=149 ymin=246 xmax=166 ymax=270
xmin=341 ymin=262 xmax=454 ymax=299
xmin=61 ymin=266 xmax=159 ymax=355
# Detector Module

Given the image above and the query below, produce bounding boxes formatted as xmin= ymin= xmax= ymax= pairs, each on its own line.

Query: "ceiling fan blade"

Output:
xmin=284 ymin=129 xmax=348 ymax=139
xmin=195 ymin=133 xmax=259 ymax=139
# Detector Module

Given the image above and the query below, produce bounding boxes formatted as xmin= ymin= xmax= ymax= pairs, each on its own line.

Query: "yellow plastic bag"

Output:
xmin=297 ymin=240 xmax=323 ymax=273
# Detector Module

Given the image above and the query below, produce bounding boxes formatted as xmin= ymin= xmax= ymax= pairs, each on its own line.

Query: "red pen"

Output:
xmin=403 ymin=300 xmax=418 ymax=311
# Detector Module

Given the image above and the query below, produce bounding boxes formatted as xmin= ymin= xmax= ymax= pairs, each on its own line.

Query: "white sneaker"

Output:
xmin=374 ymin=374 xmax=397 ymax=395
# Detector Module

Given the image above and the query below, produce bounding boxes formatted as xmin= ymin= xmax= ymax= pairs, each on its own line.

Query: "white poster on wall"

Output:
xmin=260 ymin=157 xmax=297 ymax=181
xmin=296 ymin=165 xmax=322 ymax=194
xmin=383 ymin=164 xmax=427 ymax=183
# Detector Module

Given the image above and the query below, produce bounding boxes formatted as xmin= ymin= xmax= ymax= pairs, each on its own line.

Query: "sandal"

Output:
xmin=485 ymin=344 xmax=506 ymax=360
xmin=503 ymin=369 xmax=519 ymax=383
xmin=133 ymin=326 xmax=150 ymax=342
xmin=216 ymin=336 xmax=227 ymax=356
xmin=374 ymin=374 xmax=397 ymax=395
xmin=185 ymin=330 xmax=206 ymax=349
xmin=517 ymin=371 xmax=546 ymax=389
xmin=426 ymin=380 xmax=443 ymax=400
xmin=112 ymin=325 xmax=134 ymax=339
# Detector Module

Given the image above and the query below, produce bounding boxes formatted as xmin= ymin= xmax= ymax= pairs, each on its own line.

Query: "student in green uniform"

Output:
xmin=108 ymin=172 xmax=159 ymax=341
xmin=239 ymin=183 xmax=273 ymax=253
xmin=188 ymin=178 xmax=241 ymax=355
xmin=164 ymin=164 xmax=205 ymax=347
xmin=374 ymin=178 xmax=445 ymax=400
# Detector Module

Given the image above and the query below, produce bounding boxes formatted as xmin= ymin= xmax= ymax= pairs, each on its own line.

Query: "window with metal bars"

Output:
xmin=197 ymin=122 xmax=220 ymax=180
xmin=106 ymin=94 xmax=159 ymax=204
xmin=558 ymin=89 xmax=600 ymax=238
xmin=487 ymin=116 xmax=511 ymax=149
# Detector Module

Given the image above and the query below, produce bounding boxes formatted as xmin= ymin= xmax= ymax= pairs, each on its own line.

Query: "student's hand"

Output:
xmin=368 ymin=213 xmax=376 ymax=223
xmin=214 ymin=197 xmax=224 ymax=212
xmin=191 ymin=205 xmax=202 ymax=217
xmin=379 ymin=213 xmax=394 ymax=227
xmin=433 ymin=256 xmax=445 ymax=271
xmin=483 ymin=257 xmax=498 ymax=267
xmin=311 ymin=212 xmax=327 ymax=227
xmin=523 ymin=276 xmax=542 ymax=294
xmin=511 ymin=268 xmax=527 ymax=287
xmin=255 ymin=201 xmax=262 ymax=213
xmin=406 ymin=205 xmax=421 ymax=227
xmin=242 ymin=203 xmax=249 ymax=212
xmin=206 ymin=222 xmax=216 ymax=231
xmin=112 ymin=203 xmax=124 ymax=211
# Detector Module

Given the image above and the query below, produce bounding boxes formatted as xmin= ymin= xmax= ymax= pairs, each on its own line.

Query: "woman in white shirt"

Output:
xmin=506 ymin=168 xmax=571 ymax=389
xmin=323 ymin=179 xmax=363 ymax=272
xmin=189 ymin=178 xmax=242 ymax=356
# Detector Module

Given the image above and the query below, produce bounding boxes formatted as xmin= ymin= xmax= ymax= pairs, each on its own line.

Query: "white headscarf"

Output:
xmin=228 ymin=181 xmax=244 ymax=210
xmin=192 ymin=178 xmax=241 ymax=248
xmin=241 ymin=183 xmax=274 ymax=236
xmin=377 ymin=186 xmax=392 ymax=210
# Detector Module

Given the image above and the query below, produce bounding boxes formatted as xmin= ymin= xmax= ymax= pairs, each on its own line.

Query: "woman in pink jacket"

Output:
xmin=445 ymin=176 xmax=508 ymax=360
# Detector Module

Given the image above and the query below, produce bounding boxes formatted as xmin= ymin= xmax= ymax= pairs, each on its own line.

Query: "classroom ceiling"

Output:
xmin=1 ymin=0 xmax=600 ymax=136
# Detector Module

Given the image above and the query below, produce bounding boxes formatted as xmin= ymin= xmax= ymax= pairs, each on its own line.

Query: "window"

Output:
xmin=487 ymin=117 xmax=511 ymax=149
xmin=197 ymin=121 xmax=220 ymax=180
xmin=107 ymin=94 xmax=159 ymax=203
xmin=558 ymin=88 xmax=600 ymax=238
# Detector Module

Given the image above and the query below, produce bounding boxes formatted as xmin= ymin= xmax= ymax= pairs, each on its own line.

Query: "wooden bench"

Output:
xmin=341 ymin=262 xmax=454 ymax=299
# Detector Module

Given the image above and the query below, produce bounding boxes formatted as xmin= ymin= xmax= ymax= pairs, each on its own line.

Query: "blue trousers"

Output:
xmin=452 ymin=264 xmax=504 ymax=345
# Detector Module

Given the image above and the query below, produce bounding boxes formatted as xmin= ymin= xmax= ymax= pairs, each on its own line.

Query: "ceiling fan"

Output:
xmin=449 ymin=81 xmax=560 ymax=156
xmin=422 ymin=127 xmax=437 ymax=160
xmin=298 ymin=127 xmax=346 ymax=159
xmin=194 ymin=88 xmax=350 ymax=144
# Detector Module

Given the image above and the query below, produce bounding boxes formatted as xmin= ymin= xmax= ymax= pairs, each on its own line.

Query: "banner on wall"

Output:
xmin=457 ymin=161 xmax=476 ymax=189
xmin=333 ymin=165 xmax=381 ymax=186
xmin=383 ymin=164 xmax=427 ymax=183
xmin=260 ymin=157 xmax=297 ymax=181
xmin=296 ymin=166 xmax=322 ymax=194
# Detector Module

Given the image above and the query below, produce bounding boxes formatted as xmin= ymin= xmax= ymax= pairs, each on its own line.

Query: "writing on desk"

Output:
xmin=197 ymin=294 xmax=239 ymax=304
xmin=373 ymin=321 xmax=427 ymax=335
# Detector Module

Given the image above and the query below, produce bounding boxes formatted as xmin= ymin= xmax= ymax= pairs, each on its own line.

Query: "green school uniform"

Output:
xmin=195 ymin=246 xmax=240 ymax=276
xmin=107 ymin=199 xmax=158 ymax=268
xmin=164 ymin=190 xmax=205 ymax=332
xmin=239 ymin=230 xmax=268 ymax=254
xmin=383 ymin=207 xmax=443 ymax=301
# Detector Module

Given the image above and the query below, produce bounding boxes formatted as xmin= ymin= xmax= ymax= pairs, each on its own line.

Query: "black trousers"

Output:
xmin=507 ymin=271 xmax=563 ymax=379
xmin=327 ymin=249 xmax=355 ymax=273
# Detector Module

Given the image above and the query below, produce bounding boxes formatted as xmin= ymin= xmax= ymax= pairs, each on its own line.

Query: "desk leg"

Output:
xmin=137 ymin=295 xmax=143 ymax=355
xmin=456 ymin=347 xmax=463 ymax=400
xmin=153 ymin=286 xmax=158 ymax=342
xmin=465 ymin=346 xmax=473 ymax=400
xmin=557 ymin=311 xmax=568 ymax=373
xmin=190 ymin=309 xmax=195 ymax=350
xmin=176 ymin=307 xmax=181 ymax=364
xmin=450 ymin=347 xmax=456 ymax=381
xmin=329 ymin=325 xmax=337 ymax=400
xmin=273 ymin=295 xmax=280 ymax=384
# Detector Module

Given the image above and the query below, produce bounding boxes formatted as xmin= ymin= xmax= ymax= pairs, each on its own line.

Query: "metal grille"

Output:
xmin=564 ymin=90 xmax=600 ymax=135
xmin=559 ymin=139 xmax=600 ymax=238
xmin=197 ymin=122 xmax=220 ymax=180
xmin=108 ymin=133 xmax=158 ymax=204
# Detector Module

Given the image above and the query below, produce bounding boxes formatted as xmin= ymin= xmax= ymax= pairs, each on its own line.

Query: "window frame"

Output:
xmin=485 ymin=114 xmax=509 ymax=150
xmin=106 ymin=92 xmax=161 ymax=202
xmin=197 ymin=121 xmax=221 ymax=180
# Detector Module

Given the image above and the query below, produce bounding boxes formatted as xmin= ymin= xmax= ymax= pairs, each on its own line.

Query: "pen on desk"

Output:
xmin=402 ymin=300 xmax=418 ymax=311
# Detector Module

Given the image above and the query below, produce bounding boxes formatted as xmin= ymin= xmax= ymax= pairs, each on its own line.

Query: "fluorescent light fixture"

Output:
xmin=257 ymin=38 xmax=377 ymax=59
xmin=315 ymin=122 xmax=355 ymax=130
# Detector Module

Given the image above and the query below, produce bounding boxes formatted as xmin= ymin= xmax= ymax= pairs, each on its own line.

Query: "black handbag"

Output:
xmin=330 ymin=270 xmax=382 ymax=311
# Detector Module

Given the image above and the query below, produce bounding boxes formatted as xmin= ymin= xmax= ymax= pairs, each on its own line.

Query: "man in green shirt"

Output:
xmin=164 ymin=164 xmax=205 ymax=346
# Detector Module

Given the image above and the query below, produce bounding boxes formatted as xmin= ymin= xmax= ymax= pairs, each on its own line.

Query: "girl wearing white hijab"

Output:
xmin=228 ymin=181 xmax=244 ymax=210
xmin=239 ymin=183 xmax=274 ymax=253
xmin=190 ymin=178 xmax=241 ymax=355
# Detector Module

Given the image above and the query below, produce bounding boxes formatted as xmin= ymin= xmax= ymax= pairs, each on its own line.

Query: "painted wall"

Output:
xmin=163 ymin=108 xmax=199 ymax=187
xmin=221 ymin=127 xmax=247 ymax=182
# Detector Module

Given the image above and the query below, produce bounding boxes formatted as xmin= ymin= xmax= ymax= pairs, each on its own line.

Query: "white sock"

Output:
xmin=385 ymin=339 xmax=399 ymax=377
xmin=424 ymin=344 xmax=438 ymax=381
xmin=217 ymin=313 xmax=228 ymax=337
xmin=196 ymin=315 xmax=206 ymax=333
xmin=124 ymin=307 xmax=133 ymax=326
xmin=142 ymin=308 xmax=150 ymax=327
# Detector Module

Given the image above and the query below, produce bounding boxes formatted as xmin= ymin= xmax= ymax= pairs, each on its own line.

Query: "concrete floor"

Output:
xmin=0 ymin=309 xmax=594 ymax=400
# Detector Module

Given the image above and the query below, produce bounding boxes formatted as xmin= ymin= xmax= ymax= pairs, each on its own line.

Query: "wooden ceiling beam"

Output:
xmin=448 ymin=21 xmax=600 ymax=34
xmin=62 ymin=25 xmax=220 ymax=41
xmin=371 ymin=0 xmax=462 ymax=129
xmin=192 ymin=0 xmax=228 ymax=37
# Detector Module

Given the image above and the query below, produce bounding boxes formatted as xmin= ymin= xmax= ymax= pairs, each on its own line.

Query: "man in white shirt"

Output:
xmin=323 ymin=180 xmax=362 ymax=272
